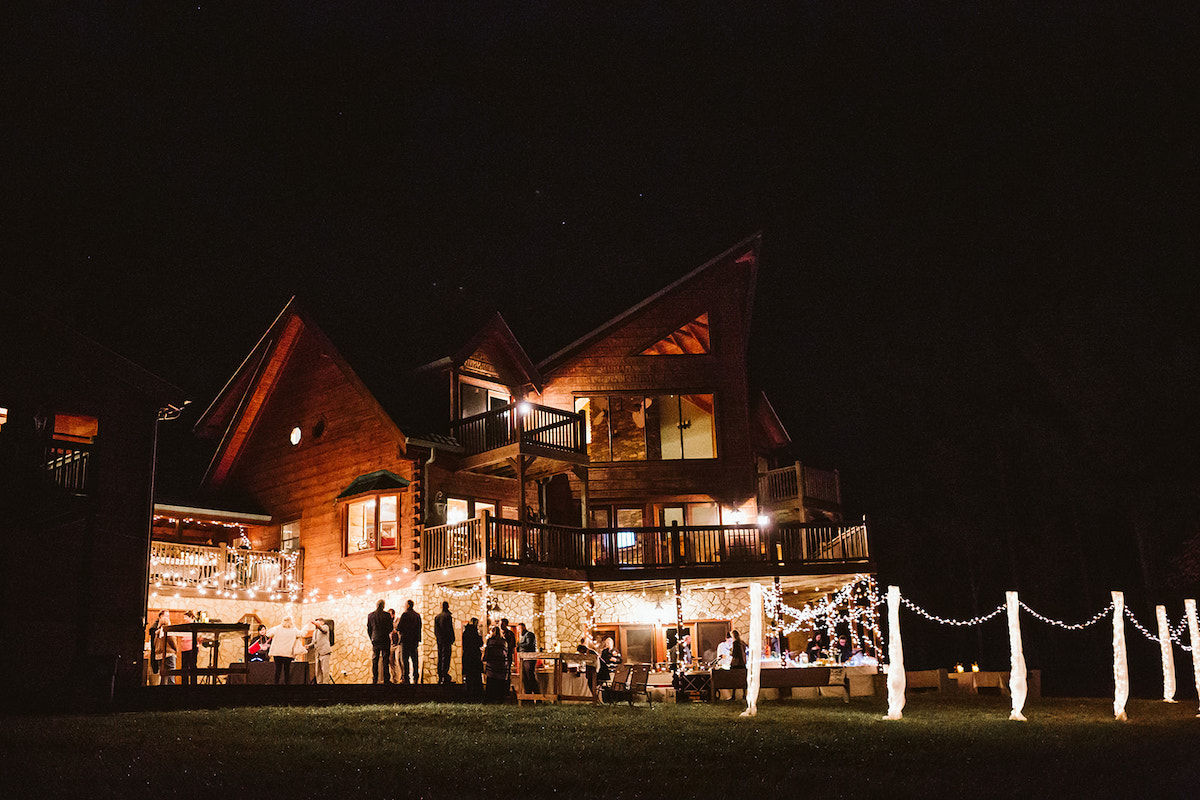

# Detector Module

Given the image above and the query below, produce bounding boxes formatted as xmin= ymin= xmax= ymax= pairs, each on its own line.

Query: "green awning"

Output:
xmin=336 ymin=469 xmax=411 ymax=499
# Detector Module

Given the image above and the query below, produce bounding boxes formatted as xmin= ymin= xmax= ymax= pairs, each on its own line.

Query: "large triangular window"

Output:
xmin=638 ymin=312 xmax=710 ymax=355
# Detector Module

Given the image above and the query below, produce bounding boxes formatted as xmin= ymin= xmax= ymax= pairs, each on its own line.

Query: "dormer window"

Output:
xmin=336 ymin=470 xmax=410 ymax=557
xmin=345 ymin=494 xmax=399 ymax=555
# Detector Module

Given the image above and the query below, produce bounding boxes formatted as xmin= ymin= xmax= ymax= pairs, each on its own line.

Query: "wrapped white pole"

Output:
xmin=1156 ymin=605 xmax=1177 ymax=703
xmin=1006 ymin=591 xmax=1027 ymax=721
xmin=740 ymin=582 xmax=763 ymax=717
xmin=1186 ymin=599 xmax=1200 ymax=717
xmin=1112 ymin=590 xmax=1129 ymax=722
xmin=884 ymin=585 xmax=905 ymax=720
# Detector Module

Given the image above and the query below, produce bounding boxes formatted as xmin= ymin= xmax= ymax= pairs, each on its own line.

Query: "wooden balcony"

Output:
xmin=758 ymin=462 xmax=842 ymax=517
xmin=450 ymin=402 xmax=587 ymax=478
xmin=149 ymin=540 xmax=304 ymax=598
xmin=44 ymin=442 xmax=92 ymax=494
xmin=421 ymin=516 xmax=870 ymax=582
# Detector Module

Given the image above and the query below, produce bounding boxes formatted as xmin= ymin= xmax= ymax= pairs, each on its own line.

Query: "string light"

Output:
xmin=1019 ymin=600 xmax=1112 ymax=630
xmin=901 ymin=596 xmax=1005 ymax=627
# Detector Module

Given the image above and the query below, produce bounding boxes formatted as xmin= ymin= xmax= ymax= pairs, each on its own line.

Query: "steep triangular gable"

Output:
xmin=194 ymin=298 xmax=405 ymax=489
xmin=638 ymin=312 xmax=711 ymax=355
xmin=422 ymin=312 xmax=542 ymax=391
xmin=538 ymin=233 xmax=760 ymax=374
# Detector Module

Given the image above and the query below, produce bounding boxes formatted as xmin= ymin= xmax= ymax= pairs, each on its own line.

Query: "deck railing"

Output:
xmin=758 ymin=462 xmax=841 ymax=507
xmin=450 ymin=402 xmax=585 ymax=457
xmin=420 ymin=516 xmax=870 ymax=573
xmin=44 ymin=443 xmax=92 ymax=493
xmin=149 ymin=540 xmax=303 ymax=595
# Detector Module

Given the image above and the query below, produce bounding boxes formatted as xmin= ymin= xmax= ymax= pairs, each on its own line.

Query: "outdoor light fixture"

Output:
xmin=517 ymin=401 xmax=532 ymax=415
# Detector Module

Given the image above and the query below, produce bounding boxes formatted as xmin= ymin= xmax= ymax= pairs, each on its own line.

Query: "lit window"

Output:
xmin=344 ymin=494 xmax=401 ymax=555
xmin=446 ymin=498 xmax=470 ymax=525
xmin=639 ymin=313 xmax=710 ymax=355
xmin=281 ymin=521 xmax=300 ymax=552
xmin=575 ymin=394 xmax=715 ymax=461
xmin=0 ymin=407 xmax=8 ymax=431
xmin=289 ymin=426 xmax=302 ymax=446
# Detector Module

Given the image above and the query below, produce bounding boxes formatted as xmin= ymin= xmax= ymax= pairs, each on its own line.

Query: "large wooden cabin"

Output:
xmin=160 ymin=235 xmax=874 ymax=684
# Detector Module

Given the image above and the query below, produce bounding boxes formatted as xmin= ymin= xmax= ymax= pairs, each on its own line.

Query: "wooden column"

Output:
xmin=586 ymin=580 xmax=597 ymax=643
xmin=573 ymin=465 xmax=590 ymax=529
xmin=674 ymin=576 xmax=685 ymax=674
xmin=516 ymin=456 xmax=527 ymax=562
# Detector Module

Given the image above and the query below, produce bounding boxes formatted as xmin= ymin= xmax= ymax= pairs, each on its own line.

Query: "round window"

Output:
xmin=289 ymin=426 xmax=302 ymax=446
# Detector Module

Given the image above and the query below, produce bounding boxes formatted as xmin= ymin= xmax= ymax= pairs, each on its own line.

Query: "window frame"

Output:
xmin=340 ymin=491 xmax=402 ymax=557
xmin=574 ymin=392 xmax=718 ymax=463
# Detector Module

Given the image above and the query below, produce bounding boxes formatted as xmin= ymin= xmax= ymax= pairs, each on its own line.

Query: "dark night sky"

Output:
xmin=8 ymin=3 xmax=1200 ymax=682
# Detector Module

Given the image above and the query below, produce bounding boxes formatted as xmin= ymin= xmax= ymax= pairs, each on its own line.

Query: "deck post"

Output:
xmin=517 ymin=455 xmax=527 ymax=563
xmin=586 ymin=580 xmax=597 ymax=643
xmin=674 ymin=576 xmax=684 ymax=675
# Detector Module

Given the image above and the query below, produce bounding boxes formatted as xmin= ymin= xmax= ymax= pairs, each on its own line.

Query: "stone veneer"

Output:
xmin=148 ymin=584 xmax=754 ymax=684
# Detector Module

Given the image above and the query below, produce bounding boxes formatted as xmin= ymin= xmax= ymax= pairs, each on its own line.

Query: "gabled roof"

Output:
xmin=536 ymin=232 xmax=761 ymax=374
xmin=1 ymin=301 xmax=185 ymax=408
xmin=413 ymin=312 xmax=542 ymax=391
xmin=194 ymin=298 xmax=406 ymax=489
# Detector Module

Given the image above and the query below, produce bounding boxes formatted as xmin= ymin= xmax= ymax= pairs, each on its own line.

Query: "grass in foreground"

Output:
xmin=3 ymin=694 xmax=1199 ymax=798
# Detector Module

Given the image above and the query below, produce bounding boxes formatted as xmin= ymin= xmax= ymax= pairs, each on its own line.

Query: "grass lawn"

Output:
xmin=3 ymin=693 xmax=1199 ymax=798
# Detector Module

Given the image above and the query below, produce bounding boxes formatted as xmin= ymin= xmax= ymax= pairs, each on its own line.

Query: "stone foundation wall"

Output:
xmin=149 ymin=585 xmax=758 ymax=683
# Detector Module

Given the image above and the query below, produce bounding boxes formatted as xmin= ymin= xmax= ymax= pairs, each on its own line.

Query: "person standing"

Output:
xmin=515 ymin=622 xmax=538 ymax=696
xmin=433 ymin=601 xmax=455 ymax=684
xmin=483 ymin=626 xmax=509 ymax=703
xmin=178 ymin=610 xmax=197 ymax=686
xmin=398 ymin=599 xmax=422 ymax=684
xmin=461 ymin=617 xmax=484 ymax=700
xmin=500 ymin=618 xmax=516 ymax=695
xmin=265 ymin=616 xmax=300 ymax=684
xmin=598 ymin=637 xmax=620 ymax=685
xmin=729 ymin=629 xmax=747 ymax=670
xmin=367 ymin=599 xmax=393 ymax=684
xmin=310 ymin=618 xmax=332 ymax=684
xmin=151 ymin=610 xmax=178 ymax=685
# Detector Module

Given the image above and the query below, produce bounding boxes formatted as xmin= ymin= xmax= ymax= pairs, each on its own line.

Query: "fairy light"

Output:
xmin=1020 ymin=600 xmax=1113 ymax=630
xmin=1186 ymin=599 xmax=1200 ymax=716
xmin=884 ymin=585 xmax=905 ymax=721
xmin=901 ymin=596 xmax=1006 ymax=627
xmin=1005 ymin=591 xmax=1027 ymax=721
xmin=1156 ymin=605 xmax=1177 ymax=703
xmin=1112 ymin=591 xmax=1129 ymax=722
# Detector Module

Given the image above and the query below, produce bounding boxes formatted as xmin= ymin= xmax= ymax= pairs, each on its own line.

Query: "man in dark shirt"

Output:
xmin=433 ymin=601 xmax=455 ymax=684
xmin=398 ymin=599 xmax=423 ymax=684
xmin=462 ymin=617 xmax=484 ymax=700
xmin=500 ymin=618 xmax=517 ymax=694
xmin=367 ymin=599 xmax=394 ymax=684
xmin=515 ymin=622 xmax=538 ymax=695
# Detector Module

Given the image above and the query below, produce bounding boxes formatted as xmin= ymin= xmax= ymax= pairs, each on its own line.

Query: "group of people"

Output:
xmin=472 ymin=617 xmax=535 ymax=702
xmin=149 ymin=610 xmax=333 ymax=685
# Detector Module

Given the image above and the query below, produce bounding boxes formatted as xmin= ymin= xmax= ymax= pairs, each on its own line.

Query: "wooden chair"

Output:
xmin=606 ymin=664 xmax=652 ymax=707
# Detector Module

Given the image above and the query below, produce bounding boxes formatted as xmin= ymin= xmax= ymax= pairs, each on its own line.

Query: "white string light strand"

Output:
xmin=900 ymin=596 xmax=1006 ymax=627
xmin=1019 ymin=600 xmax=1113 ymax=631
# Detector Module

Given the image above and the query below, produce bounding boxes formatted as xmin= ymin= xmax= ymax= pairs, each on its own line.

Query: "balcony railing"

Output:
xmin=149 ymin=540 xmax=303 ymax=596
xmin=44 ymin=443 xmax=92 ymax=494
xmin=758 ymin=462 xmax=841 ymax=508
xmin=450 ymin=402 xmax=586 ymax=458
xmin=421 ymin=516 xmax=870 ymax=573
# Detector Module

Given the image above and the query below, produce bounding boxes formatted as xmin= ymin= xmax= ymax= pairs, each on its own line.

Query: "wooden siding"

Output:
xmin=228 ymin=325 xmax=415 ymax=596
xmin=540 ymin=249 xmax=758 ymax=509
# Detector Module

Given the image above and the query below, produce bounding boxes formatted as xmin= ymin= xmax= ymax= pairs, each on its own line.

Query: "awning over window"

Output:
xmin=336 ymin=469 xmax=411 ymax=499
